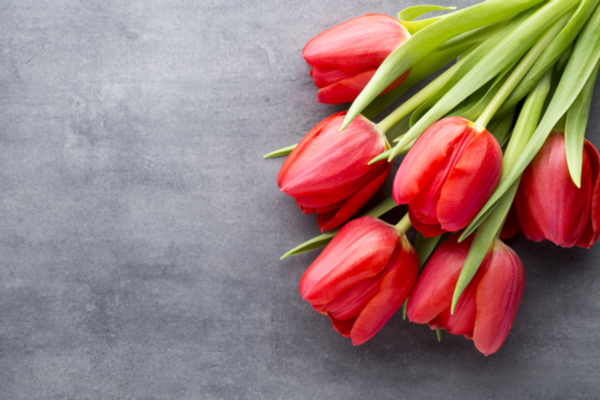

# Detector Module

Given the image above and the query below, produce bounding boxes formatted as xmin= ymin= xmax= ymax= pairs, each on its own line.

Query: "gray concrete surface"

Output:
xmin=0 ymin=0 xmax=599 ymax=399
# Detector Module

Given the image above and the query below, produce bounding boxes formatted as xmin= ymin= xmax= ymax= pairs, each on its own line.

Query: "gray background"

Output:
xmin=1 ymin=0 xmax=599 ymax=399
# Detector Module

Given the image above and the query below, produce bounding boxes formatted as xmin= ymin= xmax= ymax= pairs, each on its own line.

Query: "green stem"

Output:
xmin=395 ymin=213 xmax=412 ymax=234
xmin=475 ymin=14 xmax=571 ymax=128
xmin=376 ymin=51 xmax=474 ymax=133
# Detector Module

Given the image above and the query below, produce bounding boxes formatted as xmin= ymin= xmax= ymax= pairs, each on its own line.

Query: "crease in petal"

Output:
xmin=437 ymin=129 xmax=502 ymax=232
xmin=393 ymin=117 xmax=471 ymax=206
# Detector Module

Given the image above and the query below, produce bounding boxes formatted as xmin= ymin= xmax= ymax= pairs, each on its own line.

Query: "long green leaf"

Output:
xmin=398 ymin=5 xmax=457 ymax=34
xmin=565 ymin=60 xmax=600 ymax=187
xmin=389 ymin=0 xmax=576 ymax=161
xmin=489 ymin=108 xmax=517 ymax=148
xmin=496 ymin=0 xmax=600 ymax=117
xmin=341 ymin=0 xmax=548 ymax=130
xmin=408 ymin=12 xmax=532 ymax=128
xmin=460 ymin=6 xmax=600 ymax=240
xmin=362 ymin=43 xmax=474 ymax=120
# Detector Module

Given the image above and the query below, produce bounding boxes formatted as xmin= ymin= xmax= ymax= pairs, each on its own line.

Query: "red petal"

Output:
xmin=328 ymin=314 xmax=358 ymax=337
xmin=408 ymin=208 xmax=446 ymax=237
xmin=516 ymin=133 xmax=591 ymax=247
xmin=310 ymin=65 xmax=371 ymax=88
xmin=277 ymin=112 xmax=343 ymax=187
xmin=437 ymin=128 xmax=502 ymax=232
xmin=350 ymin=236 xmax=419 ymax=345
xmin=280 ymin=114 xmax=387 ymax=209
xmin=317 ymin=161 xmax=391 ymax=232
xmin=299 ymin=217 xmax=399 ymax=305
xmin=302 ymin=14 xmax=409 ymax=71
xmin=393 ymin=117 xmax=471 ymax=206
xmin=577 ymin=140 xmax=600 ymax=248
xmin=444 ymin=273 xmax=479 ymax=336
xmin=473 ymin=240 xmax=525 ymax=356
xmin=406 ymin=234 xmax=473 ymax=324
xmin=317 ymin=69 xmax=410 ymax=104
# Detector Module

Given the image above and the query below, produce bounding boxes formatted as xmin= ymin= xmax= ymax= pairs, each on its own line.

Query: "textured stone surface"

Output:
xmin=0 ymin=0 xmax=599 ymax=398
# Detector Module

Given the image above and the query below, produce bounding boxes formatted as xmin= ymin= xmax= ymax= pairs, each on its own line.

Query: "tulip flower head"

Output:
xmin=302 ymin=14 xmax=411 ymax=104
xmin=392 ymin=117 xmax=503 ymax=237
xmin=407 ymin=234 xmax=525 ymax=356
xmin=278 ymin=112 xmax=391 ymax=232
xmin=299 ymin=216 xmax=419 ymax=345
xmin=515 ymin=132 xmax=600 ymax=248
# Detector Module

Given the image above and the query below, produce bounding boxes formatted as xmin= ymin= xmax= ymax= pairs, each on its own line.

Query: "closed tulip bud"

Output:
xmin=392 ymin=117 xmax=503 ymax=237
xmin=515 ymin=132 xmax=600 ymax=248
xmin=407 ymin=234 xmax=525 ymax=356
xmin=302 ymin=14 xmax=411 ymax=104
xmin=299 ymin=216 xmax=419 ymax=345
xmin=278 ymin=112 xmax=391 ymax=232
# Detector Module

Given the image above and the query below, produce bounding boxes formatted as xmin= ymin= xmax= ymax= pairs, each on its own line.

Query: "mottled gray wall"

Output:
xmin=0 ymin=0 xmax=598 ymax=399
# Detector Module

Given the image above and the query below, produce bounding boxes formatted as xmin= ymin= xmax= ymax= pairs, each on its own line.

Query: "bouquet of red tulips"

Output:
xmin=267 ymin=0 xmax=600 ymax=356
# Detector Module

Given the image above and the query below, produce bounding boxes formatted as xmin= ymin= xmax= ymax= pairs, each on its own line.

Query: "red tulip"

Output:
xmin=302 ymin=14 xmax=411 ymax=104
xmin=407 ymin=234 xmax=525 ymax=356
xmin=515 ymin=132 xmax=600 ymax=248
xmin=392 ymin=117 xmax=503 ymax=237
xmin=300 ymin=216 xmax=419 ymax=345
xmin=278 ymin=112 xmax=391 ymax=232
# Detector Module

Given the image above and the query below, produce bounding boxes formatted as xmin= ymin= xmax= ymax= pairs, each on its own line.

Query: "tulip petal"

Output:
xmin=280 ymin=114 xmax=387 ymax=209
xmin=277 ymin=112 xmax=344 ymax=187
xmin=407 ymin=234 xmax=473 ymax=324
xmin=350 ymin=236 xmax=419 ymax=345
xmin=310 ymin=65 xmax=371 ymax=88
xmin=328 ymin=315 xmax=358 ymax=338
xmin=393 ymin=117 xmax=471 ymax=205
xmin=299 ymin=217 xmax=398 ymax=305
xmin=473 ymin=241 xmax=525 ymax=356
xmin=317 ymin=162 xmax=391 ymax=232
xmin=325 ymin=274 xmax=384 ymax=320
xmin=516 ymin=133 xmax=591 ymax=247
xmin=577 ymin=140 xmax=600 ymax=248
xmin=317 ymin=69 xmax=410 ymax=104
xmin=407 ymin=209 xmax=446 ymax=238
xmin=302 ymin=14 xmax=408 ymax=71
xmin=443 ymin=275 xmax=478 ymax=336
xmin=437 ymin=129 xmax=502 ymax=232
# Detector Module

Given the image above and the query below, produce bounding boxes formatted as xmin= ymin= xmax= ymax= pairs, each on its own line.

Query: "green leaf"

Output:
xmin=388 ymin=0 xmax=577 ymax=161
xmin=280 ymin=230 xmax=337 ymax=260
xmin=436 ymin=19 xmax=510 ymax=53
xmin=342 ymin=0 xmax=548 ymax=131
xmin=489 ymin=108 xmax=517 ymax=148
xmin=460 ymin=4 xmax=600 ymax=240
xmin=398 ymin=5 xmax=457 ymax=34
xmin=280 ymin=197 xmax=398 ymax=259
xmin=408 ymin=13 xmax=531 ymax=128
xmin=496 ymin=0 xmax=600 ymax=117
xmin=414 ymin=234 xmax=442 ymax=267
xmin=264 ymin=144 xmax=297 ymax=159
xmin=566 ymin=60 xmax=600 ymax=187
xmin=362 ymin=43 xmax=474 ymax=120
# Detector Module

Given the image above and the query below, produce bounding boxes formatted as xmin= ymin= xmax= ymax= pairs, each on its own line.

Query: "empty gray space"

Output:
xmin=0 ymin=0 xmax=599 ymax=399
